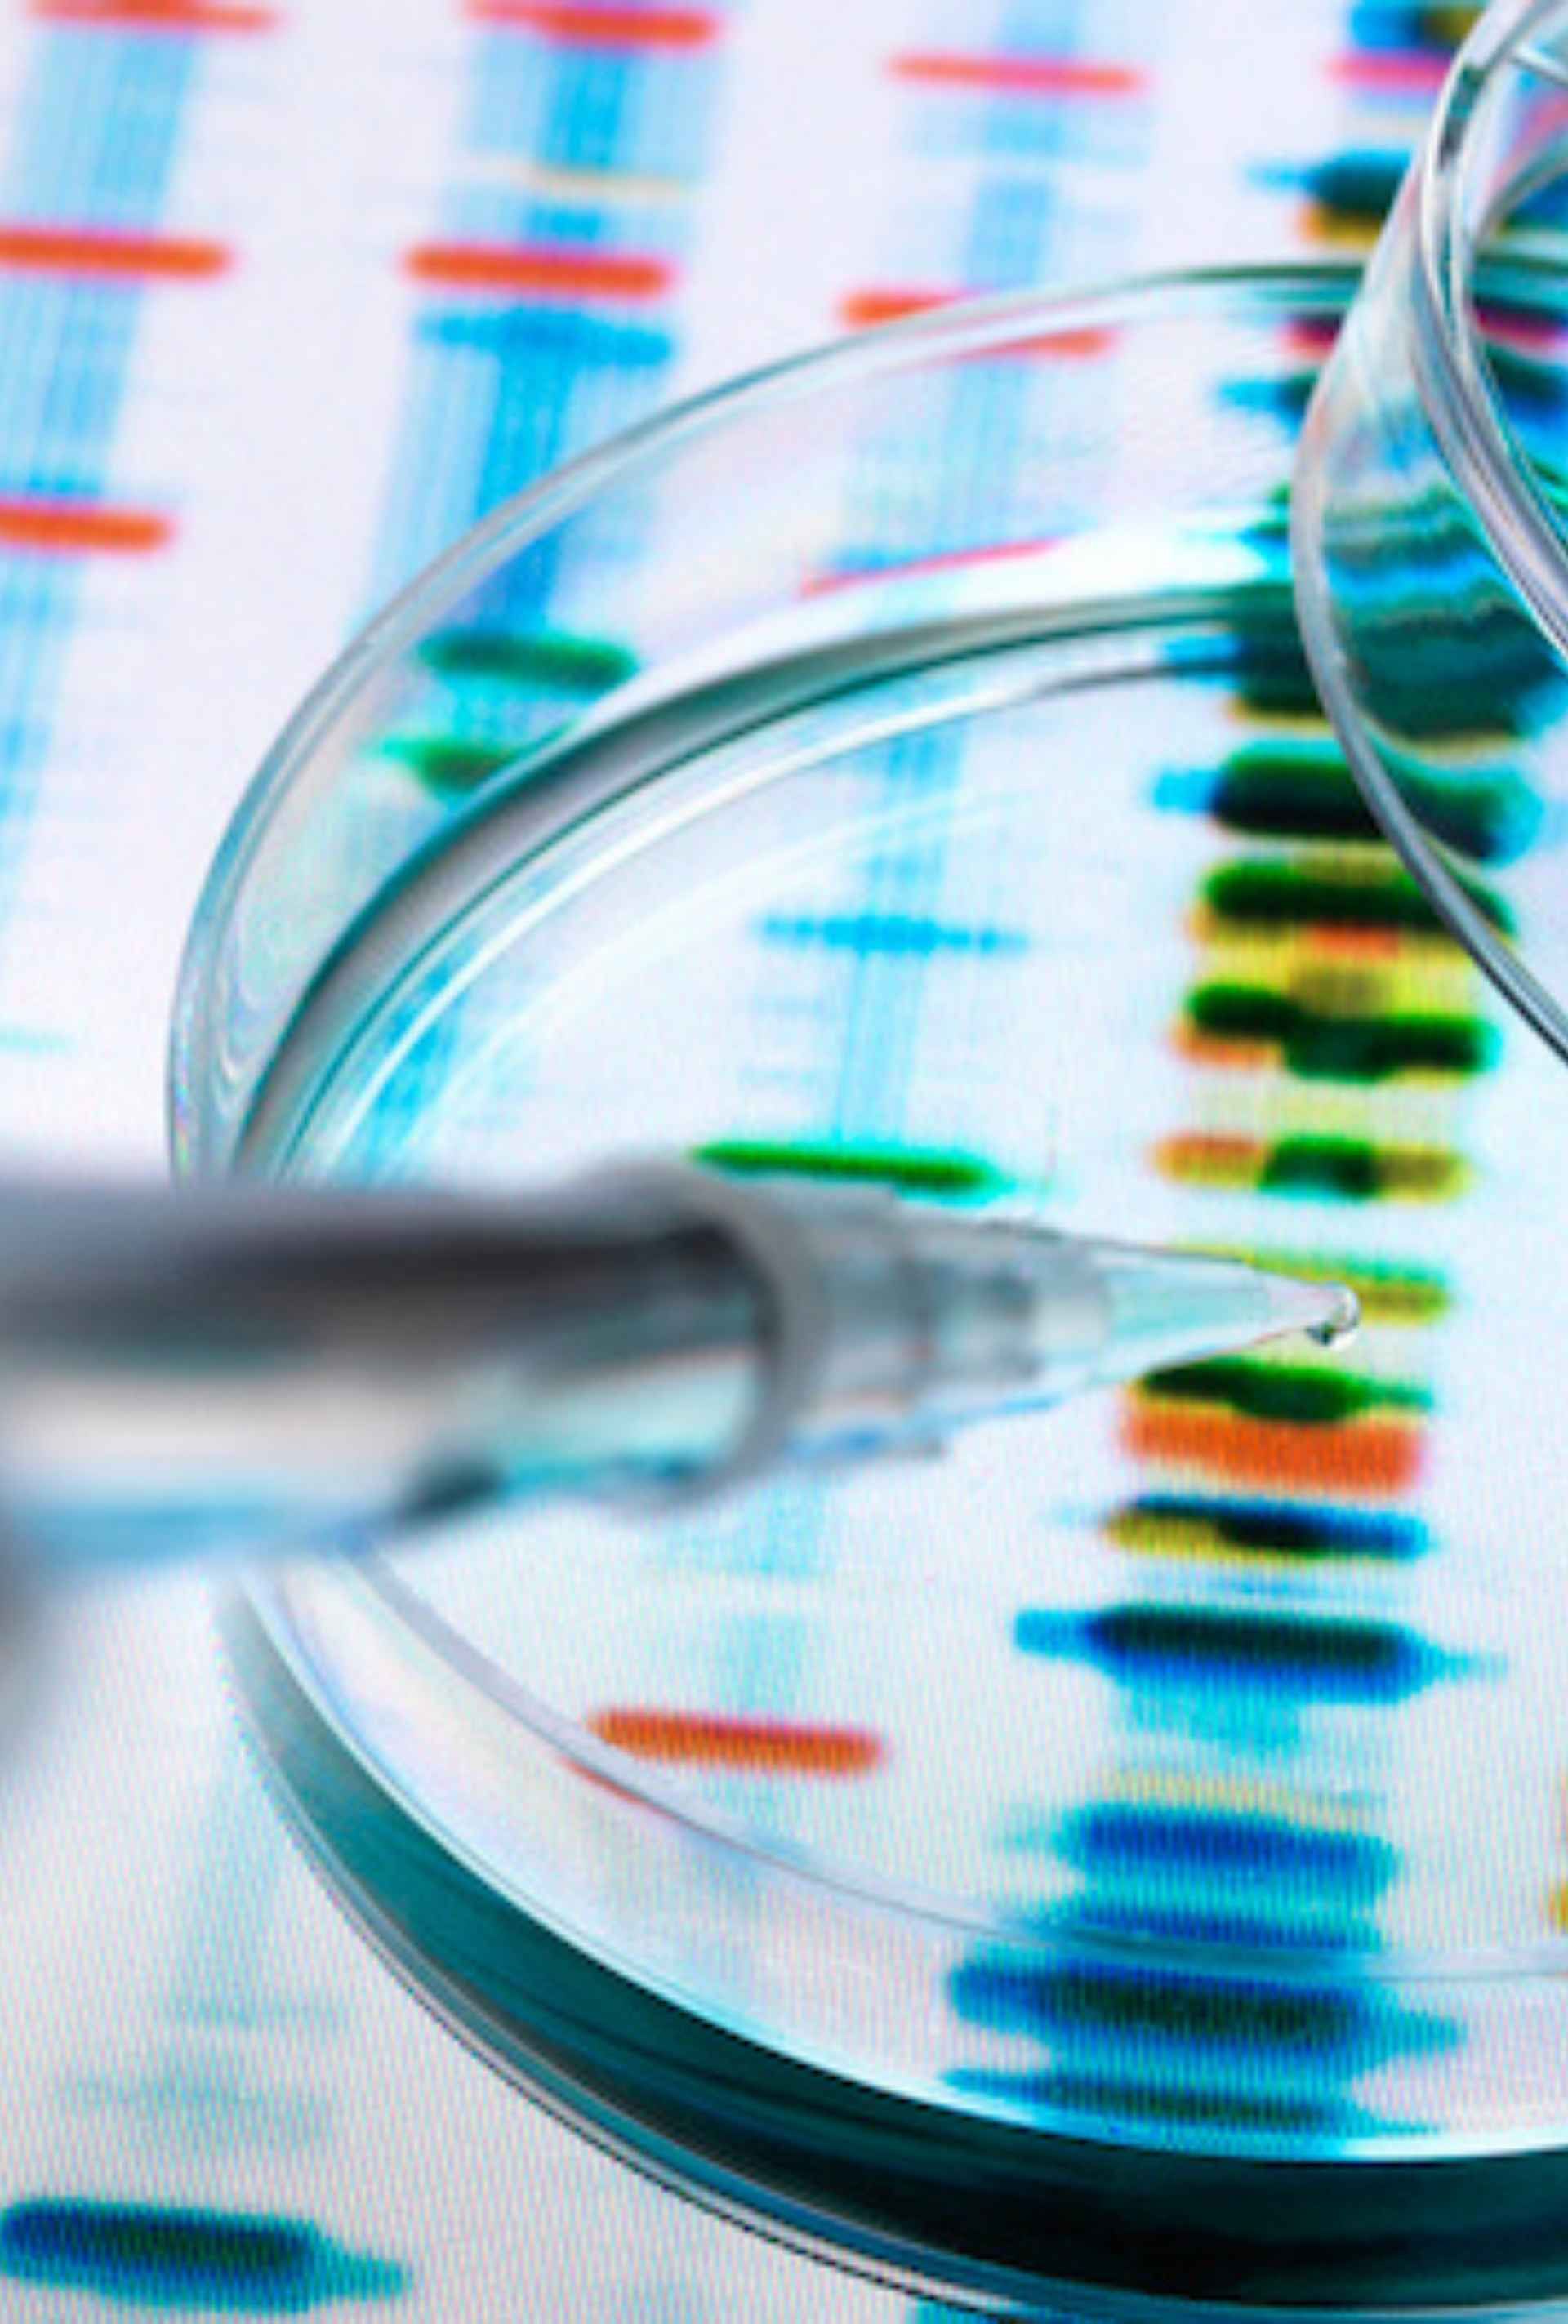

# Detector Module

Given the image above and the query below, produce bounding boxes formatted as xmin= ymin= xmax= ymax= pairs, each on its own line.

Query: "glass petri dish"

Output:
xmin=1295 ymin=0 xmax=1568 ymax=1064
xmin=176 ymin=265 xmax=1568 ymax=2317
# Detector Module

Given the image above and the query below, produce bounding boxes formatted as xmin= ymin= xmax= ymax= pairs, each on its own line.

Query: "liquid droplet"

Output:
xmin=1307 ymin=1283 xmax=1361 ymax=1350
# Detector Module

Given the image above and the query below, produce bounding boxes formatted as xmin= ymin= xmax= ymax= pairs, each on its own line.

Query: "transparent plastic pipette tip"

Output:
xmin=1085 ymin=1241 xmax=1361 ymax=1387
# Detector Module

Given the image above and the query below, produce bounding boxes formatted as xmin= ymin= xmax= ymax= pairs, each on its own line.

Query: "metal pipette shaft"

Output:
xmin=0 ymin=1163 xmax=1356 ymax=1579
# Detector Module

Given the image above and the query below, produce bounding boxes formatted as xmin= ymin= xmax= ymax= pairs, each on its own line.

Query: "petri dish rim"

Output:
xmin=171 ymin=259 xmax=1568 ymax=2009
xmin=1294 ymin=0 xmax=1568 ymax=1066
xmin=231 ymin=1574 xmax=1568 ymax=2324
xmin=248 ymin=1522 xmax=1568 ymax=2007
xmin=171 ymin=258 xmax=1360 ymax=1173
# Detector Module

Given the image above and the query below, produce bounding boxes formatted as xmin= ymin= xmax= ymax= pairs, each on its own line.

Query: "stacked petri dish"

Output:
xmin=176 ymin=253 xmax=1568 ymax=2317
xmin=1298 ymin=0 xmax=1568 ymax=1057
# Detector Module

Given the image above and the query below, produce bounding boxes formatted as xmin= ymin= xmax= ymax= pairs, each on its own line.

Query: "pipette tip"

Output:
xmin=734 ymin=1182 xmax=1369 ymax=1463
xmin=1084 ymin=1240 xmax=1361 ymax=1387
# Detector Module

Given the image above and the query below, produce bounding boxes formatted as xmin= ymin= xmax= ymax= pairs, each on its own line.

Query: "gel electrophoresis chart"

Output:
xmin=0 ymin=5 xmax=1548 ymax=2321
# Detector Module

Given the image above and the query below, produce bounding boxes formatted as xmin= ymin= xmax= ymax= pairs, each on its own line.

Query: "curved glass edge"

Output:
xmin=205 ymin=1506 xmax=1568 ymax=2208
xmin=170 ymin=261 xmax=1360 ymax=1183
xmin=1294 ymin=0 xmax=1568 ymax=1062
xmin=1294 ymin=232 xmax=1568 ymax=1065
xmin=222 ymin=1579 xmax=1568 ymax=2319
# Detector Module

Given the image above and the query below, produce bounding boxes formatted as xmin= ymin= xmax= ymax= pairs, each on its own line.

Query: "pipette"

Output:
xmin=0 ymin=1160 xmax=1356 ymax=1581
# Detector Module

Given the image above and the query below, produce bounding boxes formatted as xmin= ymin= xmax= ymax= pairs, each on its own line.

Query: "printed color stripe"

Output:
xmin=590 ymin=1708 xmax=884 ymax=1775
xmin=469 ymin=2 xmax=720 ymax=45
xmin=406 ymin=242 xmax=672 ymax=299
xmin=0 ymin=225 xmax=229 ymax=278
